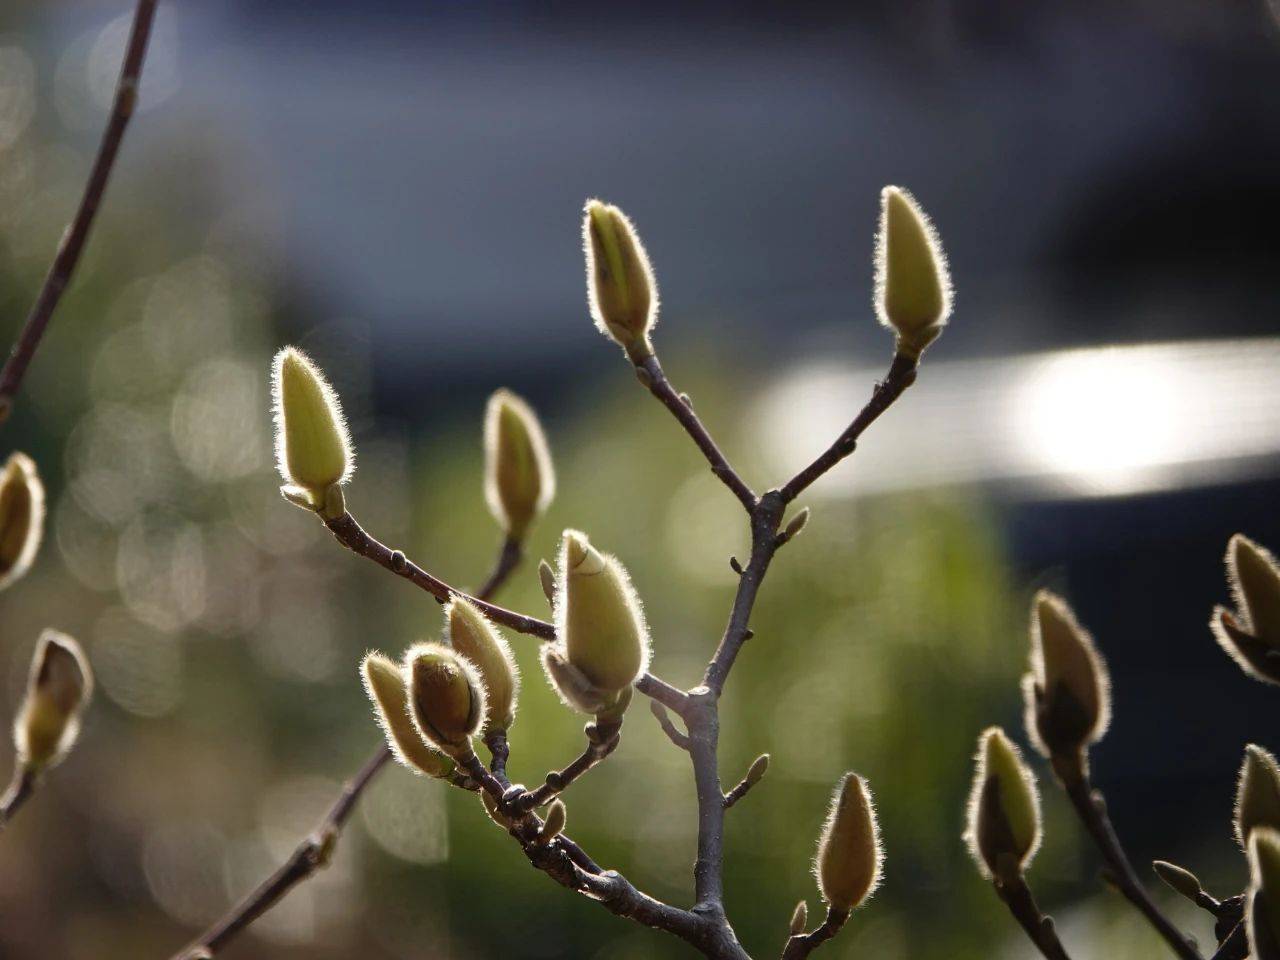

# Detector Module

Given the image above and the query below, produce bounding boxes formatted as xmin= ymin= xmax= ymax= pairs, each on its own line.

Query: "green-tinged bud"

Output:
xmin=271 ymin=347 xmax=353 ymax=514
xmin=789 ymin=900 xmax=808 ymax=936
xmin=405 ymin=643 xmax=486 ymax=758
xmin=1022 ymin=591 xmax=1111 ymax=767
xmin=873 ymin=186 xmax=952 ymax=360
xmin=13 ymin=630 xmax=92 ymax=772
xmin=782 ymin=508 xmax=810 ymax=543
xmin=1237 ymin=745 xmax=1280 ymax=847
xmin=745 ymin=753 xmax=770 ymax=788
xmin=538 ymin=559 xmax=556 ymax=605
xmin=814 ymin=773 xmax=882 ymax=912
xmin=1249 ymin=829 xmax=1280 ymax=960
xmin=553 ymin=530 xmax=650 ymax=699
xmin=965 ymin=727 xmax=1042 ymax=884
xmin=444 ymin=597 xmax=519 ymax=734
xmin=0 ymin=452 xmax=44 ymax=592
xmin=483 ymin=389 xmax=554 ymax=540
xmin=360 ymin=652 xmax=455 ymax=779
xmin=1152 ymin=860 xmax=1204 ymax=904
xmin=537 ymin=799 xmax=567 ymax=844
xmin=1214 ymin=535 xmax=1280 ymax=685
xmin=582 ymin=200 xmax=658 ymax=362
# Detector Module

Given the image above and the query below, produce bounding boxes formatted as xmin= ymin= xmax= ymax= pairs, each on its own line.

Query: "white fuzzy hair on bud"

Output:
xmin=270 ymin=346 xmax=354 ymax=493
xmin=873 ymin=186 xmax=952 ymax=359
xmin=483 ymin=388 xmax=555 ymax=539
xmin=0 ymin=452 xmax=45 ymax=592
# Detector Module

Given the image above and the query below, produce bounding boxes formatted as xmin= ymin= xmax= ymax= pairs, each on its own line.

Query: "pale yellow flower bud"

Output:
xmin=0 ymin=452 xmax=44 ymax=592
xmin=483 ymin=389 xmax=554 ymax=540
xmin=789 ymin=901 xmax=808 ymax=936
xmin=1249 ymin=828 xmax=1280 ymax=960
xmin=1237 ymin=744 xmax=1280 ymax=848
xmin=444 ymin=597 xmax=519 ymax=734
xmin=814 ymin=773 xmax=883 ymax=912
xmin=361 ymin=652 xmax=455 ymax=779
xmin=405 ymin=643 xmax=486 ymax=758
xmin=14 ymin=630 xmax=92 ymax=772
xmin=582 ymin=200 xmax=658 ymax=362
xmin=965 ymin=727 xmax=1041 ymax=884
xmin=874 ymin=186 xmax=952 ymax=359
xmin=271 ymin=347 xmax=353 ymax=513
xmin=538 ymin=799 xmax=567 ymax=844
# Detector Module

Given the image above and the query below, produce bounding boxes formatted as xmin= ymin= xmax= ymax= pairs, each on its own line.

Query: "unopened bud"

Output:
xmin=271 ymin=347 xmax=353 ymax=513
xmin=1249 ymin=828 xmax=1280 ymax=960
xmin=965 ymin=727 xmax=1041 ymax=884
xmin=582 ymin=200 xmax=658 ymax=362
xmin=1152 ymin=860 xmax=1204 ymax=903
xmin=1214 ymin=535 xmax=1280 ymax=685
xmin=405 ymin=643 xmax=486 ymax=758
xmin=538 ymin=559 xmax=556 ymax=605
xmin=484 ymin=389 xmax=554 ymax=540
xmin=0 ymin=452 xmax=44 ymax=592
xmin=541 ymin=646 xmax=613 ymax=715
xmin=444 ymin=597 xmax=519 ymax=733
xmin=789 ymin=900 xmax=808 ymax=936
xmin=361 ymin=652 xmax=455 ymax=779
xmin=14 ymin=630 xmax=92 ymax=772
xmin=874 ymin=186 xmax=952 ymax=360
xmin=814 ymin=773 xmax=882 ymax=912
xmin=782 ymin=508 xmax=810 ymax=543
xmin=1022 ymin=591 xmax=1111 ymax=767
xmin=481 ymin=789 xmax=514 ymax=830
xmin=538 ymin=799 xmax=567 ymax=843
xmin=745 ymin=753 xmax=770 ymax=788
xmin=1237 ymin=745 xmax=1280 ymax=847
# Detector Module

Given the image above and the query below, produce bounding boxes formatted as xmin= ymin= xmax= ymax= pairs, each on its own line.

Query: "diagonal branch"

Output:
xmin=0 ymin=767 xmax=37 ymax=833
xmin=993 ymin=875 xmax=1075 ymax=960
xmin=516 ymin=730 xmax=621 ymax=811
xmin=0 ymin=0 xmax=159 ymax=422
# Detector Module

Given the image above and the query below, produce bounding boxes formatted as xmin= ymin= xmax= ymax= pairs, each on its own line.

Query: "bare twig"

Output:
xmin=475 ymin=536 xmax=523 ymax=601
xmin=0 ymin=0 xmax=159 ymax=422
xmin=0 ymin=766 xmax=37 ymax=832
xmin=517 ymin=729 xmax=621 ymax=811
xmin=722 ymin=757 xmax=767 ymax=810
xmin=781 ymin=906 xmax=849 ymax=960
xmin=993 ymin=875 xmax=1074 ymax=960
xmin=650 ymin=700 xmax=691 ymax=751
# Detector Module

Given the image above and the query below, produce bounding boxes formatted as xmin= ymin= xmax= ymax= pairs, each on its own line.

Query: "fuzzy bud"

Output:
xmin=583 ymin=200 xmax=658 ymax=362
xmin=1249 ymin=828 xmax=1280 ymax=960
xmin=1213 ymin=535 xmax=1280 ymax=685
xmin=965 ymin=727 xmax=1042 ymax=884
xmin=1237 ymin=745 xmax=1280 ymax=848
xmin=814 ymin=773 xmax=882 ymax=912
xmin=444 ymin=597 xmax=519 ymax=734
xmin=538 ymin=559 xmax=556 ymax=605
xmin=405 ymin=643 xmax=486 ymax=758
xmin=484 ymin=389 xmax=554 ymax=541
xmin=361 ymin=652 xmax=455 ymax=779
xmin=0 ymin=452 xmax=44 ymax=592
xmin=13 ymin=630 xmax=92 ymax=772
xmin=789 ymin=901 xmax=808 ymax=936
xmin=782 ymin=508 xmax=810 ymax=543
xmin=1022 ymin=591 xmax=1111 ymax=769
xmin=271 ymin=347 xmax=353 ymax=514
xmin=874 ymin=186 xmax=952 ymax=359
xmin=1152 ymin=860 xmax=1205 ymax=904
xmin=745 ymin=753 xmax=770 ymax=788
xmin=538 ymin=799 xmax=567 ymax=844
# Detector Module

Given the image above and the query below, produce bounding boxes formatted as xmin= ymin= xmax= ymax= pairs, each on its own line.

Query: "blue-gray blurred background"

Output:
xmin=0 ymin=1 xmax=1278 ymax=957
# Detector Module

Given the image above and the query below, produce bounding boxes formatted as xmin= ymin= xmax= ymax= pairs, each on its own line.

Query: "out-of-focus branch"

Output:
xmin=0 ymin=767 xmax=37 ymax=832
xmin=475 ymin=536 xmax=523 ymax=602
xmin=0 ymin=0 xmax=159 ymax=422
xmin=993 ymin=875 xmax=1074 ymax=960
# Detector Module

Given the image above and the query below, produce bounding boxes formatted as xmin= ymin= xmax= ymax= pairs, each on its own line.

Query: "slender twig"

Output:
xmin=781 ymin=907 xmax=849 ymax=960
xmin=993 ymin=875 xmax=1074 ymax=960
xmin=476 ymin=536 xmax=523 ymax=601
xmin=722 ymin=765 xmax=764 ymax=810
xmin=0 ymin=0 xmax=159 ymax=422
xmin=650 ymin=701 xmax=691 ymax=751
xmin=0 ymin=766 xmax=37 ymax=832
xmin=517 ymin=731 xmax=621 ymax=811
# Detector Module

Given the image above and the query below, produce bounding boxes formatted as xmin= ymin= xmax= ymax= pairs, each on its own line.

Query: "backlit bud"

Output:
xmin=1152 ymin=860 xmax=1204 ymax=904
xmin=1022 ymin=591 xmax=1111 ymax=768
xmin=361 ymin=652 xmax=455 ymax=779
xmin=541 ymin=646 xmax=612 ymax=715
xmin=965 ymin=727 xmax=1041 ymax=884
xmin=538 ymin=559 xmax=556 ymax=605
xmin=484 ymin=389 xmax=554 ymax=540
xmin=444 ymin=597 xmax=519 ymax=733
xmin=481 ymin=790 xmax=514 ymax=831
xmin=556 ymin=530 xmax=649 ymax=691
xmin=789 ymin=901 xmax=808 ymax=936
xmin=1237 ymin=745 xmax=1280 ymax=848
xmin=271 ymin=347 xmax=353 ymax=513
xmin=745 ymin=753 xmax=770 ymax=788
xmin=538 ymin=799 xmax=567 ymax=844
xmin=1213 ymin=535 xmax=1280 ymax=685
xmin=814 ymin=773 xmax=882 ymax=912
xmin=873 ymin=186 xmax=952 ymax=359
xmin=405 ymin=643 xmax=486 ymax=758
xmin=14 ymin=630 xmax=92 ymax=772
xmin=0 ymin=452 xmax=44 ymax=592
xmin=583 ymin=200 xmax=658 ymax=362
xmin=1249 ymin=828 xmax=1280 ymax=960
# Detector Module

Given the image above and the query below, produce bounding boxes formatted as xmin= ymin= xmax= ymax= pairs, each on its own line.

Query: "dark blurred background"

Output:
xmin=0 ymin=1 xmax=1278 ymax=957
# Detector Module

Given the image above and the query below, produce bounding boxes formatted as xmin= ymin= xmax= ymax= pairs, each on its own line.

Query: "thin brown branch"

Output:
xmin=475 ymin=536 xmax=523 ymax=600
xmin=517 ymin=729 xmax=621 ymax=811
xmin=0 ymin=0 xmax=159 ymax=422
xmin=722 ymin=758 xmax=766 ymax=810
xmin=0 ymin=766 xmax=37 ymax=832
xmin=650 ymin=700 xmax=691 ymax=751
xmin=781 ymin=906 xmax=849 ymax=960
xmin=993 ymin=875 xmax=1074 ymax=960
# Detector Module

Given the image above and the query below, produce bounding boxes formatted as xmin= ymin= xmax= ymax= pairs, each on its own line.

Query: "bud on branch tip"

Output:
xmin=874 ymin=186 xmax=952 ymax=360
xmin=271 ymin=347 xmax=354 ymax=514
xmin=965 ymin=727 xmax=1042 ymax=884
xmin=1237 ymin=744 xmax=1280 ymax=848
xmin=14 ymin=630 xmax=92 ymax=773
xmin=582 ymin=199 xmax=658 ymax=362
xmin=1213 ymin=534 xmax=1280 ymax=685
xmin=814 ymin=772 xmax=883 ymax=912
xmin=484 ymin=389 xmax=554 ymax=541
xmin=361 ymin=652 xmax=455 ymax=779
xmin=443 ymin=597 xmax=520 ymax=735
xmin=0 ymin=452 xmax=45 ymax=593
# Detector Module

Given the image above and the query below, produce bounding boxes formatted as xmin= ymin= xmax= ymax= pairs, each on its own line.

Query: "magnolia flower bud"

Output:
xmin=1237 ymin=745 xmax=1280 ymax=848
xmin=484 ymin=389 xmax=554 ymax=540
xmin=814 ymin=773 xmax=882 ymax=912
xmin=1249 ymin=828 xmax=1280 ymax=960
xmin=481 ymin=789 xmax=514 ymax=830
xmin=538 ymin=559 xmax=556 ymax=605
xmin=965 ymin=727 xmax=1042 ymax=884
xmin=271 ymin=347 xmax=353 ymax=513
xmin=0 ymin=452 xmax=44 ymax=592
xmin=537 ymin=799 xmax=567 ymax=844
xmin=361 ymin=652 xmax=455 ymax=779
xmin=873 ymin=186 xmax=952 ymax=359
xmin=582 ymin=200 xmax=658 ymax=362
xmin=444 ymin=597 xmax=519 ymax=734
xmin=1213 ymin=535 xmax=1280 ymax=685
xmin=405 ymin=643 xmax=486 ymax=758
xmin=1022 ymin=591 xmax=1111 ymax=769
xmin=789 ymin=901 xmax=808 ymax=936
xmin=1152 ymin=860 xmax=1205 ymax=903
xmin=745 ymin=754 xmax=770 ymax=788
xmin=14 ymin=630 xmax=92 ymax=772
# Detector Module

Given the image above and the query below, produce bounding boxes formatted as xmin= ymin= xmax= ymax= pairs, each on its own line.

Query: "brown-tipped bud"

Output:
xmin=582 ymin=199 xmax=658 ymax=362
xmin=405 ymin=643 xmax=486 ymax=758
xmin=782 ymin=508 xmax=810 ymax=543
xmin=1153 ymin=860 xmax=1204 ymax=904
xmin=789 ymin=900 xmax=808 ymax=936
xmin=814 ymin=773 xmax=882 ymax=912
xmin=484 ymin=389 xmax=554 ymax=540
xmin=14 ymin=630 xmax=92 ymax=772
xmin=874 ymin=186 xmax=952 ymax=360
xmin=538 ymin=559 xmax=556 ymax=605
xmin=0 ymin=452 xmax=44 ymax=592
xmin=361 ymin=652 xmax=455 ymax=779
xmin=965 ymin=727 xmax=1042 ymax=884
xmin=537 ymin=799 xmax=567 ymax=844
xmin=271 ymin=347 xmax=353 ymax=514
xmin=745 ymin=753 xmax=770 ymax=788
xmin=444 ymin=597 xmax=520 ymax=734
xmin=1249 ymin=828 xmax=1280 ymax=960
xmin=1022 ymin=591 xmax=1111 ymax=767
xmin=1237 ymin=745 xmax=1280 ymax=847
xmin=1214 ymin=535 xmax=1280 ymax=685
xmin=554 ymin=530 xmax=649 ymax=696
